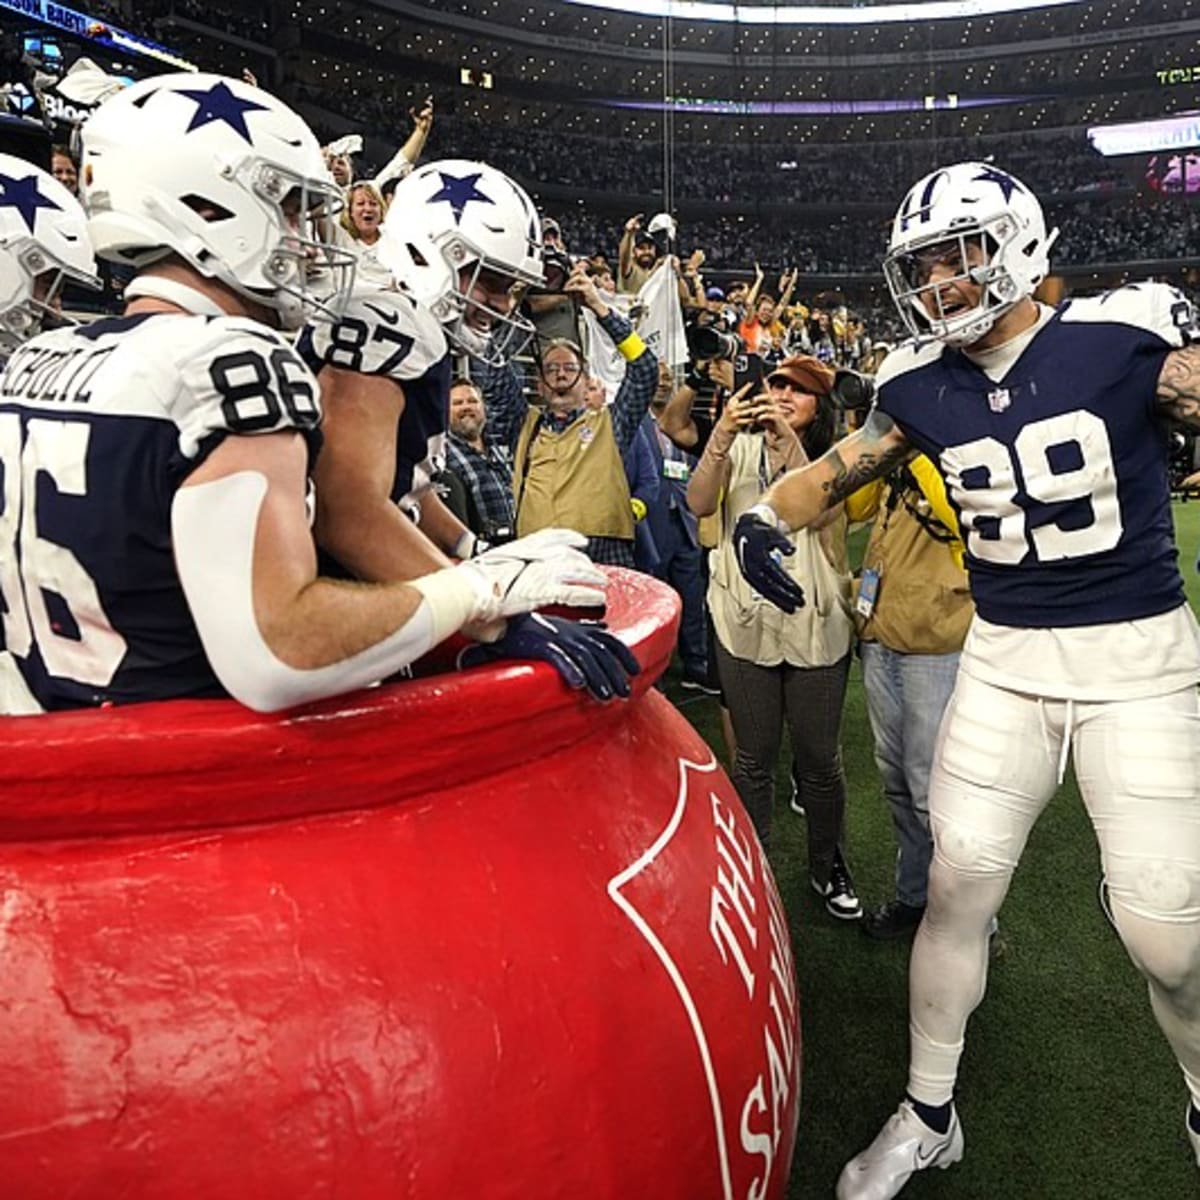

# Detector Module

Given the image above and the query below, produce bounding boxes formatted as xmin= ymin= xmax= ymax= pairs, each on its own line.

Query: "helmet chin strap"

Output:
xmin=124 ymin=275 xmax=229 ymax=318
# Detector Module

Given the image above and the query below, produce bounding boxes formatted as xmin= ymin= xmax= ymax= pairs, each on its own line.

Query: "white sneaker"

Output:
xmin=836 ymin=1100 xmax=964 ymax=1200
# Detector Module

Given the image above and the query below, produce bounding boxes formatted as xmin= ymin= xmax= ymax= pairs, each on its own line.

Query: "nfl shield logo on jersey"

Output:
xmin=987 ymin=387 xmax=1011 ymax=413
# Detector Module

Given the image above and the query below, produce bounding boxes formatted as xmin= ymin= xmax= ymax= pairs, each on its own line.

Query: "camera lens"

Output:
xmin=687 ymin=325 xmax=740 ymax=360
xmin=832 ymin=369 xmax=876 ymax=411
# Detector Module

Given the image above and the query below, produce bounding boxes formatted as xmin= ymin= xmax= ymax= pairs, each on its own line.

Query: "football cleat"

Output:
xmin=836 ymin=1100 xmax=963 ymax=1200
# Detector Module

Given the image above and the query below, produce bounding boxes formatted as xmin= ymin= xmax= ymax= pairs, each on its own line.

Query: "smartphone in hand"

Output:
xmin=734 ymin=351 xmax=766 ymax=395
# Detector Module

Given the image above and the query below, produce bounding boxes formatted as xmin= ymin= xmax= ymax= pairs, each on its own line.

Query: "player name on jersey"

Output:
xmin=3 ymin=341 xmax=115 ymax=407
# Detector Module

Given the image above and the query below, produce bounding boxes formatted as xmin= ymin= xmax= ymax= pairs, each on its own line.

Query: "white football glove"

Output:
xmin=459 ymin=528 xmax=608 ymax=622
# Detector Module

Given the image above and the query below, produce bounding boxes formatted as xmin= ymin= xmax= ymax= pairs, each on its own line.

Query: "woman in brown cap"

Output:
xmin=686 ymin=355 xmax=860 ymax=919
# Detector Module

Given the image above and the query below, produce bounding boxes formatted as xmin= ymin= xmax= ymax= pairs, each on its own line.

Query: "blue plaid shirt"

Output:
xmin=444 ymin=434 xmax=516 ymax=538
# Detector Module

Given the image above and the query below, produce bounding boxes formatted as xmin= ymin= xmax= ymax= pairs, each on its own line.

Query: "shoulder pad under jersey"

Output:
xmin=167 ymin=315 xmax=322 ymax=458
xmin=1060 ymin=280 xmax=1199 ymax=347
xmin=874 ymin=337 xmax=947 ymax=391
xmin=303 ymin=287 xmax=448 ymax=381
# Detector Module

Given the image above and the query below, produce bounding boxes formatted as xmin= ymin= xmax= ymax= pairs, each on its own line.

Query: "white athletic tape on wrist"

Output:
xmin=746 ymin=501 xmax=791 ymax=535
xmin=407 ymin=565 xmax=489 ymax=644
xmin=172 ymin=471 xmax=445 ymax=713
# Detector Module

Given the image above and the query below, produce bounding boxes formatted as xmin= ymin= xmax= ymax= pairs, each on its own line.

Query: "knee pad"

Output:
xmin=1129 ymin=859 xmax=1193 ymax=916
xmin=1111 ymin=860 xmax=1200 ymax=992
xmin=932 ymin=808 xmax=1022 ymax=879
xmin=935 ymin=819 xmax=989 ymax=875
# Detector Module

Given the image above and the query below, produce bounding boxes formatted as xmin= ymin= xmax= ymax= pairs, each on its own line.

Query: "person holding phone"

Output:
xmin=686 ymin=356 xmax=861 ymax=918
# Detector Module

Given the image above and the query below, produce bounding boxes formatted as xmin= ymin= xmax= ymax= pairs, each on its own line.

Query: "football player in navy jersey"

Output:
xmin=0 ymin=73 xmax=616 ymax=715
xmin=735 ymin=162 xmax=1200 ymax=1196
xmin=0 ymin=154 xmax=103 ymax=710
xmin=299 ymin=159 xmax=637 ymax=700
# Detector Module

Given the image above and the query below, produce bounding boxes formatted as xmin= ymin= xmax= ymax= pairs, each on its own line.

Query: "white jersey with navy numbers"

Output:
xmin=875 ymin=282 xmax=1194 ymax=630
xmin=0 ymin=312 xmax=322 ymax=710
xmin=298 ymin=288 xmax=451 ymax=517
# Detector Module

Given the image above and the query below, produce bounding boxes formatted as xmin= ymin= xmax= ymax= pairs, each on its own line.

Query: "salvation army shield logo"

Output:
xmin=608 ymin=755 xmax=801 ymax=1200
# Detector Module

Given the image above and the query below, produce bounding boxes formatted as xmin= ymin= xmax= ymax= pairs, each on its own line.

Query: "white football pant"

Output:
xmin=907 ymin=673 xmax=1200 ymax=1111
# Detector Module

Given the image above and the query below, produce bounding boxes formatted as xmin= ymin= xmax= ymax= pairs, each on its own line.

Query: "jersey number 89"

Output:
xmin=942 ymin=410 xmax=1124 ymax=565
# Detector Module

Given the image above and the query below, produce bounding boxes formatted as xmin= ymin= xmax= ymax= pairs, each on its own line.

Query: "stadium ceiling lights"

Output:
xmin=560 ymin=0 xmax=1086 ymax=23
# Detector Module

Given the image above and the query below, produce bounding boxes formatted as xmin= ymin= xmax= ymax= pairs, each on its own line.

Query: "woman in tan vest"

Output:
xmin=687 ymin=355 xmax=860 ymax=920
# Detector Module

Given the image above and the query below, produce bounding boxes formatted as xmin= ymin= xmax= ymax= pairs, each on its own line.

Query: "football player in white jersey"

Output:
xmin=300 ymin=159 xmax=637 ymax=700
xmin=0 ymin=154 xmax=99 ymax=356
xmin=735 ymin=162 xmax=1200 ymax=1195
xmin=0 ymin=73 xmax=615 ymax=715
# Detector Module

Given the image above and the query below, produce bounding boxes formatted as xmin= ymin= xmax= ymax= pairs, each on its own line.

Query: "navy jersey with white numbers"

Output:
xmin=299 ymin=288 xmax=450 ymax=517
xmin=875 ymin=282 xmax=1193 ymax=627
xmin=0 ymin=313 xmax=322 ymax=710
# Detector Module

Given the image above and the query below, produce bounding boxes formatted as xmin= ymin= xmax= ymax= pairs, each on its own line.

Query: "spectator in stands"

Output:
xmin=477 ymin=264 xmax=658 ymax=567
xmin=680 ymin=248 xmax=708 ymax=312
xmin=784 ymin=304 xmax=813 ymax=356
xmin=50 ymin=144 xmax=78 ymax=195
xmin=590 ymin=261 xmax=617 ymax=296
xmin=543 ymin=217 xmax=566 ymax=255
xmin=739 ymin=292 xmax=779 ymax=356
xmin=335 ymin=181 xmax=390 ymax=288
xmin=325 ymin=145 xmax=354 ymax=188
xmin=324 ymin=96 xmax=435 ymax=193
xmin=443 ymin=376 xmax=517 ymax=547
xmin=618 ymin=213 xmax=659 ymax=295
xmin=686 ymin=355 xmax=860 ymax=921
xmin=727 ymin=267 xmax=763 ymax=320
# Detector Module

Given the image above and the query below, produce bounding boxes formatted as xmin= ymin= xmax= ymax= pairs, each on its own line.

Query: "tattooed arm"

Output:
xmin=761 ymin=408 xmax=914 ymax=532
xmin=1157 ymin=345 xmax=1200 ymax=431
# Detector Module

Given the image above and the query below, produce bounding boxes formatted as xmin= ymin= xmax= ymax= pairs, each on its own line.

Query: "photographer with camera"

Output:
xmin=656 ymin=315 xmax=773 ymax=456
xmin=686 ymin=356 xmax=860 ymax=917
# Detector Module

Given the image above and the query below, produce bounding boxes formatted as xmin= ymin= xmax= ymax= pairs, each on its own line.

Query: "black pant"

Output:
xmin=715 ymin=643 xmax=851 ymax=883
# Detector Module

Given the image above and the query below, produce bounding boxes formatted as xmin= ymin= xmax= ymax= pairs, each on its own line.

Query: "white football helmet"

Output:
xmin=0 ymin=154 xmax=98 ymax=353
xmin=79 ymin=72 xmax=354 ymax=330
xmin=378 ymin=159 xmax=543 ymax=364
xmin=883 ymin=161 xmax=1058 ymax=348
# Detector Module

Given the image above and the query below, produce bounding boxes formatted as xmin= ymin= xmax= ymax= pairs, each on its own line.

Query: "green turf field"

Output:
xmin=666 ymin=499 xmax=1200 ymax=1199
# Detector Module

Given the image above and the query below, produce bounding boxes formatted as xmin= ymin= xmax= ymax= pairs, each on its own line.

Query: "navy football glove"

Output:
xmin=733 ymin=505 xmax=805 ymax=614
xmin=458 ymin=613 xmax=640 ymax=701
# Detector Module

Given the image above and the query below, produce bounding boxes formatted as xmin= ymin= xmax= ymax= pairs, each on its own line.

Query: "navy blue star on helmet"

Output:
xmin=428 ymin=171 xmax=494 ymax=225
xmin=972 ymin=166 xmax=1023 ymax=202
xmin=174 ymin=80 xmax=269 ymax=145
xmin=0 ymin=171 xmax=62 ymax=234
